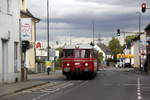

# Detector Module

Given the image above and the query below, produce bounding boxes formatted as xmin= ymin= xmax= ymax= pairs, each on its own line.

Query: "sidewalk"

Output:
xmin=0 ymin=70 xmax=63 ymax=97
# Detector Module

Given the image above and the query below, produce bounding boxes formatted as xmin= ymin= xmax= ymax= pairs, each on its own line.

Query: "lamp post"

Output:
xmin=47 ymin=0 xmax=50 ymax=61
xmin=136 ymin=12 xmax=141 ymax=33
xmin=136 ymin=12 xmax=142 ymax=72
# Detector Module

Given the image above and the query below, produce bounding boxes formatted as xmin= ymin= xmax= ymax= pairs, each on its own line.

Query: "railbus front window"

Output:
xmin=64 ymin=49 xmax=74 ymax=58
xmin=75 ymin=50 xmax=80 ymax=58
xmin=81 ymin=49 xmax=91 ymax=58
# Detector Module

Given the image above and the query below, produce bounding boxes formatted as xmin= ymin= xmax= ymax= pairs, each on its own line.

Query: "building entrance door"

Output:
xmin=2 ymin=40 xmax=8 ymax=83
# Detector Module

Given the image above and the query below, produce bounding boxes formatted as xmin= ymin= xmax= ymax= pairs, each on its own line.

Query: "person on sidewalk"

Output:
xmin=47 ymin=67 xmax=51 ymax=75
xmin=144 ymin=58 xmax=148 ymax=72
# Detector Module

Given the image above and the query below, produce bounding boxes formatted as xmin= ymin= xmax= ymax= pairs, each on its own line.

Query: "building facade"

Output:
xmin=145 ymin=24 xmax=150 ymax=72
xmin=95 ymin=43 xmax=112 ymax=62
xmin=0 ymin=0 xmax=21 ymax=83
xmin=131 ymin=40 xmax=140 ymax=70
xmin=20 ymin=0 xmax=40 ymax=73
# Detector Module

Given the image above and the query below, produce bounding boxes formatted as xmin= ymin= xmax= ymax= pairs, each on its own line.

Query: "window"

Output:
xmin=81 ymin=49 xmax=91 ymax=58
xmin=7 ymin=0 xmax=10 ymax=13
xmin=14 ymin=42 xmax=18 ymax=73
xmin=64 ymin=49 xmax=74 ymax=58
xmin=74 ymin=50 xmax=80 ymax=58
xmin=0 ymin=0 xmax=1 ymax=11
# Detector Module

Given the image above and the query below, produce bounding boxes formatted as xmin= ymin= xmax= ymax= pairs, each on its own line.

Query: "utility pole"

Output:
xmin=136 ymin=12 xmax=142 ymax=72
xmin=47 ymin=0 xmax=50 ymax=61
xmin=92 ymin=21 xmax=95 ymax=45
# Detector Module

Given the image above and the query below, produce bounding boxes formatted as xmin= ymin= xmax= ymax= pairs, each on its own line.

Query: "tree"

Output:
xmin=125 ymin=35 xmax=137 ymax=48
xmin=55 ymin=47 xmax=63 ymax=68
xmin=98 ymin=52 xmax=104 ymax=62
xmin=56 ymin=47 xmax=63 ymax=53
xmin=108 ymin=37 xmax=123 ymax=60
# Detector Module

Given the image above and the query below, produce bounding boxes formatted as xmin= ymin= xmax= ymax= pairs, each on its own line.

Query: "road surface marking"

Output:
xmin=32 ymin=81 xmax=83 ymax=100
xmin=137 ymin=92 xmax=141 ymax=96
xmin=137 ymin=77 xmax=142 ymax=100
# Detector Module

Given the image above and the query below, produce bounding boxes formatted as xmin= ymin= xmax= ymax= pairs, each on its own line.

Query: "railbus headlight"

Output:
xmin=66 ymin=63 xmax=70 ymax=66
xmin=85 ymin=63 xmax=88 ymax=67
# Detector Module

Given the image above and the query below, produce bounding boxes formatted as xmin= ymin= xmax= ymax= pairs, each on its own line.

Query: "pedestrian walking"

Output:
xmin=47 ymin=67 xmax=51 ymax=75
xmin=144 ymin=59 xmax=148 ymax=72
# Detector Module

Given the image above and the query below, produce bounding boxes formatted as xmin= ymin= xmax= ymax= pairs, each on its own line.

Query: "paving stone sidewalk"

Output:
xmin=0 ymin=70 xmax=63 ymax=97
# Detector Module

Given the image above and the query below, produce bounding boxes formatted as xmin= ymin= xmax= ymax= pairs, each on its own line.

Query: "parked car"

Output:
xmin=115 ymin=62 xmax=123 ymax=68
xmin=124 ymin=63 xmax=132 ymax=68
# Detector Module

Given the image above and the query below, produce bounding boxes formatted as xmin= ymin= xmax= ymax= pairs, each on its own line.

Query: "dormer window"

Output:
xmin=22 ymin=0 xmax=25 ymax=9
xmin=7 ymin=0 xmax=10 ymax=13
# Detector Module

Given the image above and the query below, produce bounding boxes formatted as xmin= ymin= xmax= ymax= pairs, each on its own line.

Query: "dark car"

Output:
xmin=124 ymin=63 xmax=132 ymax=68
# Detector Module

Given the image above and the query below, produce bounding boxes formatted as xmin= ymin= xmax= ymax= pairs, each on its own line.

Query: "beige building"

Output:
xmin=20 ymin=0 xmax=40 ymax=72
xmin=130 ymin=34 xmax=146 ymax=71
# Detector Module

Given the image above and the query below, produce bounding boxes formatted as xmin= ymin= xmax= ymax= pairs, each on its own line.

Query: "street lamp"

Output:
xmin=47 ymin=0 xmax=50 ymax=61
xmin=136 ymin=12 xmax=141 ymax=33
xmin=136 ymin=12 xmax=142 ymax=72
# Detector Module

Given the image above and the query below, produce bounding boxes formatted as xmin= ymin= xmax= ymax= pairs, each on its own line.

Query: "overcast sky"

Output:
xmin=28 ymin=0 xmax=150 ymax=45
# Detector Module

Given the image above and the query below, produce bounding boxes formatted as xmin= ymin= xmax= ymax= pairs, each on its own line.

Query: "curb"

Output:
xmin=15 ymin=81 xmax=50 ymax=93
xmin=0 ymin=81 xmax=50 ymax=98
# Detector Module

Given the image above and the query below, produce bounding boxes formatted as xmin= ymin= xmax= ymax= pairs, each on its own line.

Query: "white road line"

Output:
xmin=61 ymin=83 xmax=74 ymax=89
xmin=138 ymin=96 xmax=142 ymax=100
xmin=32 ymin=81 xmax=82 ymax=100
xmin=137 ymin=77 xmax=142 ymax=100
xmin=137 ymin=89 xmax=140 ymax=92
xmin=137 ymin=92 xmax=141 ymax=96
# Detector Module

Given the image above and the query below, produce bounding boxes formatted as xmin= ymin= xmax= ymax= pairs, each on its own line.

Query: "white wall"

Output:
xmin=133 ymin=41 xmax=140 ymax=68
xmin=94 ymin=45 xmax=106 ymax=61
xmin=0 ymin=40 xmax=2 ymax=82
xmin=0 ymin=0 xmax=21 ymax=83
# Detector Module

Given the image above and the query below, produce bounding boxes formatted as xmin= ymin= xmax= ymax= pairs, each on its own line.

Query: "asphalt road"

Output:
xmin=1 ymin=68 xmax=150 ymax=100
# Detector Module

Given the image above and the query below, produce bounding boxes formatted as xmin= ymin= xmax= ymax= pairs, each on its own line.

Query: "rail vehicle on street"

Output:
xmin=60 ymin=44 xmax=100 ymax=79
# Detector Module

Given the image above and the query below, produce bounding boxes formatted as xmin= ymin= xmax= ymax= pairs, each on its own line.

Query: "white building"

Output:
xmin=20 ymin=0 xmax=40 ymax=73
xmin=0 ymin=0 xmax=21 ymax=83
xmin=95 ymin=43 xmax=112 ymax=62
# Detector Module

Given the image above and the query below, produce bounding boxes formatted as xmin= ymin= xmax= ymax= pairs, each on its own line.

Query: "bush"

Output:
xmin=36 ymin=59 xmax=44 ymax=64
xmin=55 ymin=58 xmax=61 ymax=68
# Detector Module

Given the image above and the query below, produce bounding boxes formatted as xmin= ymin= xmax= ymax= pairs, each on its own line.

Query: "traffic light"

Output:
xmin=117 ymin=29 xmax=120 ymax=36
xmin=141 ymin=3 xmax=146 ymax=13
xmin=22 ymin=41 xmax=30 ymax=52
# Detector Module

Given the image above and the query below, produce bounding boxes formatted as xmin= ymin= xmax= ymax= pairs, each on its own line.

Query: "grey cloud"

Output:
xmin=77 ymin=0 xmax=145 ymax=6
xmin=29 ymin=0 xmax=150 ymax=44
xmin=36 ymin=11 xmax=150 ymax=41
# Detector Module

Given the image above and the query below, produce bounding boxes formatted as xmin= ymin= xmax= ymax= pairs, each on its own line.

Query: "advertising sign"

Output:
xmin=35 ymin=42 xmax=44 ymax=49
xmin=55 ymin=51 xmax=59 ymax=57
xmin=45 ymin=61 xmax=52 ymax=68
xmin=117 ymin=54 xmax=134 ymax=59
xmin=49 ymin=48 xmax=56 ymax=57
xmin=21 ymin=18 xmax=32 ymax=41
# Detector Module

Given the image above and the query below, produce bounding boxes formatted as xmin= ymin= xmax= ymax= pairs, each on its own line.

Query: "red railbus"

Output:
xmin=61 ymin=44 xmax=99 ymax=79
